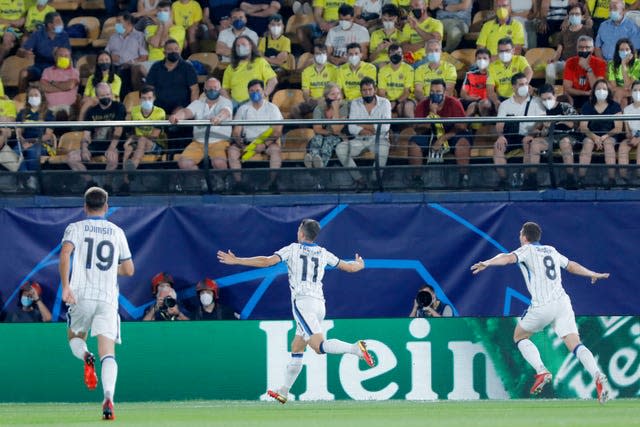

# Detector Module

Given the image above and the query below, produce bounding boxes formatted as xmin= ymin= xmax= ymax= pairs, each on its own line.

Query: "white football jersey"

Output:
xmin=275 ymin=242 xmax=340 ymax=300
xmin=62 ymin=217 xmax=132 ymax=307
xmin=513 ymin=243 xmax=569 ymax=306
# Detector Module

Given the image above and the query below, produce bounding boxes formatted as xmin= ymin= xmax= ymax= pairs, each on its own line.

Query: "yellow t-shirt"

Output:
xmin=414 ymin=61 xmax=457 ymax=94
xmin=258 ymin=35 xmax=292 ymax=69
xmin=477 ymin=19 xmax=526 ymax=56
xmin=387 ymin=0 xmax=411 ymax=7
xmin=0 ymin=0 xmax=26 ymax=34
xmin=401 ymin=17 xmax=444 ymax=46
xmin=369 ymin=28 xmax=403 ymax=64
xmin=131 ymin=105 xmax=167 ymax=148
xmin=378 ymin=62 xmax=414 ymax=101
xmin=0 ymin=98 xmax=17 ymax=119
xmin=301 ymin=63 xmax=337 ymax=99
xmin=25 ymin=4 xmax=55 ymax=33
xmin=313 ymin=0 xmax=356 ymax=22
xmin=486 ymin=55 xmax=530 ymax=98
xmin=83 ymin=72 xmax=123 ymax=100
xmin=0 ymin=78 xmax=5 ymax=98
xmin=336 ymin=61 xmax=377 ymax=101
xmin=222 ymin=57 xmax=277 ymax=103
xmin=171 ymin=0 xmax=203 ymax=29
xmin=145 ymin=24 xmax=186 ymax=61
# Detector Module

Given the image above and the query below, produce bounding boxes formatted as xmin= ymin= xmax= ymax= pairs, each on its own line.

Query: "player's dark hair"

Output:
xmin=522 ymin=222 xmax=541 ymax=243
xmin=85 ymin=187 xmax=108 ymax=211
xmin=300 ymin=219 xmax=321 ymax=242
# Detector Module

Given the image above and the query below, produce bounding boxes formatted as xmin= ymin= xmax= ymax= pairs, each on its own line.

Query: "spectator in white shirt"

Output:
xmin=326 ymin=4 xmax=371 ymax=66
xmin=216 ymin=8 xmax=260 ymax=64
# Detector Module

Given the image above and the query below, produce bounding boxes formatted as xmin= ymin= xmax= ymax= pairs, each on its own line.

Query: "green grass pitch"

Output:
xmin=1 ymin=399 xmax=639 ymax=427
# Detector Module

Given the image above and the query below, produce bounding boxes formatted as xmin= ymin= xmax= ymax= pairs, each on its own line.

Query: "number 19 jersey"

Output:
xmin=513 ymin=243 xmax=569 ymax=306
xmin=62 ymin=217 xmax=132 ymax=307
xmin=275 ymin=242 xmax=340 ymax=300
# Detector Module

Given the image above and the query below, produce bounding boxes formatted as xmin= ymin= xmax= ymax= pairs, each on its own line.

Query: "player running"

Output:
xmin=217 ymin=218 xmax=374 ymax=404
xmin=471 ymin=221 xmax=611 ymax=403
xmin=59 ymin=187 xmax=135 ymax=419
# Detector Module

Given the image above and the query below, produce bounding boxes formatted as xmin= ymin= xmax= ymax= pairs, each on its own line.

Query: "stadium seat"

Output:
xmin=92 ymin=17 xmax=117 ymax=48
xmin=284 ymin=13 xmax=315 ymax=45
xmin=296 ymin=52 xmax=313 ymax=71
xmin=50 ymin=0 xmax=79 ymax=10
xmin=389 ymin=127 xmax=414 ymax=160
xmin=464 ymin=10 xmax=495 ymax=42
xmin=525 ymin=48 xmax=555 ymax=80
xmin=188 ymin=52 xmax=219 ymax=83
xmin=0 ymin=55 xmax=34 ymax=89
xmin=450 ymin=49 xmax=476 ymax=80
xmin=13 ymin=93 xmax=26 ymax=112
xmin=470 ymin=124 xmax=497 ymax=159
xmin=123 ymin=91 xmax=140 ymax=115
xmin=48 ymin=131 xmax=83 ymax=164
xmin=80 ymin=0 xmax=105 ymax=10
xmin=271 ymin=89 xmax=304 ymax=119
xmin=67 ymin=16 xmax=100 ymax=48
xmin=282 ymin=128 xmax=314 ymax=161
xmin=76 ymin=54 xmax=97 ymax=87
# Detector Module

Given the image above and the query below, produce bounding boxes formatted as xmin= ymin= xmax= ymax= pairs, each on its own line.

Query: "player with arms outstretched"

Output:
xmin=59 ymin=187 xmax=135 ymax=419
xmin=471 ymin=221 xmax=611 ymax=403
xmin=217 ymin=218 xmax=374 ymax=404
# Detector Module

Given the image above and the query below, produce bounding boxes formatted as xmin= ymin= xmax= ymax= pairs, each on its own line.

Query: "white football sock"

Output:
xmin=281 ymin=353 xmax=304 ymax=395
xmin=69 ymin=337 xmax=88 ymax=361
xmin=321 ymin=339 xmax=360 ymax=356
xmin=574 ymin=344 xmax=600 ymax=378
xmin=517 ymin=339 xmax=547 ymax=374
xmin=101 ymin=355 xmax=118 ymax=402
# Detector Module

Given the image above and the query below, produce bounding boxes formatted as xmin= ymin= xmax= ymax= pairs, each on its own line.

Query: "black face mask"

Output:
xmin=166 ymin=52 xmax=181 ymax=62
xmin=99 ymin=97 xmax=111 ymax=106
xmin=98 ymin=62 xmax=111 ymax=71
xmin=577 ymin=51 xmax=591 ymax=58
xmin=389 ymin=53 xmax=402 ymax=64
xmin=362 ymin=95 xmax=375 ymax=104
xmin=412 ymin=8 xmax=422 ymax=19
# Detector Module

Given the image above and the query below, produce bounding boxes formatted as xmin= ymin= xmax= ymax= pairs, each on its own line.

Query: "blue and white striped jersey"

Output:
xmin=275 ymin=242 xmax=340 ymax=300
xmin=513 ymin=242 xmax=569 ymax=306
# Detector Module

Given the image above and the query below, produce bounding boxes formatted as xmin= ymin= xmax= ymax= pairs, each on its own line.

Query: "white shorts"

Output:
xmin=518 ymin=294 xmax=578 ymax=338
xmin=67 ymin=299 xmax=121 ymax=344
xmin=292 ymin=297 xmax=325 ymax=340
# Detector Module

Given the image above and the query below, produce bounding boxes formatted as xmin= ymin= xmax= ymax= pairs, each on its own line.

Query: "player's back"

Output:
xmin=62 ymin=218 xmax=131 ymax=307
xmin=514 ymin=243 xmax=569 ymax=306
xmin=276 ymin=242 xmax=340 ymax=300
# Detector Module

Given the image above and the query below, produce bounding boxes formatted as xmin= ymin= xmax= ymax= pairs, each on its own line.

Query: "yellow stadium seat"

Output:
xmin=0 ymin=55 xmax=34 ymax=88
xmin=271 ymin=89 xmax=305 ymax=119
xmin=188 ymin=52 xmax=219 ymax=83
xmin=525 ymin=48 xmax=556 ymax=80
xmin=76 ymin=54 xmax=97 ymax=87
xmin=68 ymin=16 xmax=100 ymax=47
xmin=48 ymin=131 xmax=83 ymax=164
xmin=282 ymin=128 xmax=314 ymax=161
xmin=92 ymin=17 xmax=117 ymax=48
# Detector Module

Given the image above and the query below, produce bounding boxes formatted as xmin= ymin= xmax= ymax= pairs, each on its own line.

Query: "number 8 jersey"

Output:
xmin=275 ymin=242 xmax=340 ymax=301
xmin=62 ymin=217 xmax=132 ymax=307
xmin=513 ymin=242 xmax=569 ymax=307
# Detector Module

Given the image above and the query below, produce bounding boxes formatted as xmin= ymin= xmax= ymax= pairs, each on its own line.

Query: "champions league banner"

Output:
xmin=1 ymin=202 xmax=638 ymax=321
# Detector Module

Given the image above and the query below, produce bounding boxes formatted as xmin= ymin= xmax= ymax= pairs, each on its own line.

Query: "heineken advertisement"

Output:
xmin=0 ymin=317 xmax=637 ymax=402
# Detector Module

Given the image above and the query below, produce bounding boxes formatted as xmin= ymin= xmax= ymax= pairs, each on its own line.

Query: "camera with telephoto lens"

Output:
xmin=415 ymin=290 xmax=433 ymax=308
xmin=163 ymin=296 xmax=177 ymax=308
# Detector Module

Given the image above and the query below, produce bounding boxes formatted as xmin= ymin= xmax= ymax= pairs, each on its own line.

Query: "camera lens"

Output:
xmin=164 ymin=296 xmax=177 ymax=308
xmin=416 ymin=290 xmax=432 ymax=307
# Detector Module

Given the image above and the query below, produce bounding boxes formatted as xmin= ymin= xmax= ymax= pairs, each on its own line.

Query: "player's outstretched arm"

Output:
xmin=566 ymin=261 xmax=610 ymax=284
xmin=217 ymin=250 xmax=281 ymax=268
xmin=470 ymin=253 xmax=517 ymax=274
xmin=337 ymin=254 xmax=365 ymax=273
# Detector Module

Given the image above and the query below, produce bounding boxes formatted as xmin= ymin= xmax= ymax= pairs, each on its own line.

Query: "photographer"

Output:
xmin=409 ymin=284 xmax=453 ymax=318
xmin=6 ymin=282 xmax=52 ymax=322
xmin=142 ymin=272 xmax=189 ymax=321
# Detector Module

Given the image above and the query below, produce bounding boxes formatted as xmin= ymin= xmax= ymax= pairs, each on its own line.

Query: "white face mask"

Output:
xmin=542 ymin=99 xmax=555 ymax=110
xmin=595 ymin=89 xmax=608 ymax=101
xmin=517 ymin=85 xmax=529 ymax=97
xmin=315 ymin=53 xmax=327 ymax=65
xmin=200 ymin=292 xmax=214 ymax=306
xmin=382 ymin=20 xmax=395 ymax=30
xmin=339 ymin=19 xmax=352 ymax=30
xmin=348 ymin=55 xmax=361 ymax=66
xmin=236 ymin=44 xmax=251 ymax=57
xmin=28 ymin=96 xmax=41 ymax=108
xmin=476 ymin=58 xmax=489 ymax=69
xmin=270 ymin=25 xmax=283 ymax=37
xmin=633 ymin=91 xmax=640 ymax=102
xmin=499 ymin=51 xmax=512 ymax=63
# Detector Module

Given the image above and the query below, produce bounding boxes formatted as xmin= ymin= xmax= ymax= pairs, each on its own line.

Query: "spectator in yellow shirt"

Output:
xmin=258 ymin=14 xmax=291 ymax=72
xmin=0 ymin=0 xmax=27 ymax=62
xmin=293 ymin=42 xmax=338 ymax=118
xmin=336 ymin=43 xmax=377 ymax=101
xmin=369 ymin=4 xmax=402 ymax=65
xmin=476 ymin=0 xmax=525 ymax=56
xmin=24 ymin=0 xmax=56 ymax=35
xmin=79 ymin=51 xmax=122 ymax=120
xmin=171 ymin=0 xmax=203 ymax=54
xmin=486 ymin=37 xmax=533 ymax=110
xmin=377 ymin=44 xmax=415 ymax=118
xmin=414 ymin=38 xmax=456 ymax=101
xmin=401 ymin=0 xmax=443 ymax=53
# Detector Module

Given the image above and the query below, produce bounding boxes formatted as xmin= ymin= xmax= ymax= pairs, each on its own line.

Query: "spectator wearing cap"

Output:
xmin=193 ymin=278 xmax=238 ymax=320
xmin=240 ymin=0 xmax=282 ymax=36
xmin=258 ymin=14 xmax=292 ymax=73
xmin=5 ymin=282 xmax=52 ymax=322
xmin=142 ymin=272 xmax=190 ymax=321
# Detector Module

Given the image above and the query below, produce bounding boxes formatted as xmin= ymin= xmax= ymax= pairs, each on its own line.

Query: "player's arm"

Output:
xmin=217 ymin=249 xmax=281 ymax=267
xmin=336 ymin=254 xmax=365 ymax=273
xmin=118 ymin=259 xmax=135 ymax=276
xmin=470 ymin=252 xmax=517 ymax=274
xmin=59 ymin=241 xmax=76 ymax=304
xmin=566 ymin=260 xmax=610 ymax=284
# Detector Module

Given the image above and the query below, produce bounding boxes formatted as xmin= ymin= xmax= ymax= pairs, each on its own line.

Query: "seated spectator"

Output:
xmin=143 ymin=272 xmax=189 ymax=321
xmin=369 ymin=4 xmax=402 ymax=65
xmin=354 ymin=0 xmax=383 ymax=29
xmin=619 ymin=80 xmax=640 ymax=183
xmin=0 ymin=98 xmax=19 ymax=172
xmin=477 ymin=0 xmax=525 ymax=56
xmin=413 ymin=38 xmax=456 ymax=101
xmin=39 ymin=46 xmax=79 ymax=120
xmin=24 ymin=0 xmax=56 ymax=36
xmin=337 ymin=43 xmax=377 ymax=102
xmin=336 ymin=77 xmax=391 ymax=191
xmin=222 ymin=36 xmax=277 ymax=105
xmin=326 ymin=4 xmax=370 ymax=66
xmin=460 ymin=48 xmax=492 ymax=117
xmin=508 ymin=0 xmax=536 ymax=49
xmin=79 ymin=51 xmax=122 ymax=121
xmin=258 ymin=14 xmax=291 ymax=73
xmin=296 ymin=0 xmax=340 ymax=53
xmin=493 ymin=73 xmax=546 ymax=189
xmin=410 ymin=78 xmax=472 ymax=186
xmin=229 ymin=79 xmax=283 ymax=192
xmin=5 ymin=282 xmax=52 ymax=322
xmin=486 ymin=37 xmax=533 ymax=111
xmin=294 ymin=42 xmax=337 ymax=118
xmin=377 ymin=44 xmax=415 ymax=118
xmin=545 ymin=3 xmax=593 ymax=85
xmin=106 ymin=11 xmax=148 ymax=95
xmin=201 ymin=0 xmax=236 ymax=41
xmin=133 ymin=0 xmax=160 ymax=22
xmin=537 ymin=0 xmax=573 ymax=49
xmin=0 ymin=0 xmax=27 ymax=63
xmin=17 ymin=12 xmax=70 ymax=93
xmin=563 ymin=35 xmax=606 ymax=111
xmin=428 ymin=0 xmax=471 ymax=52
xmin=216 ymin=8 xmax=259 ymax=64
xmin=240 ymin=0 xmax=282 ymax=36
xmin=578 ymin=79 xmax=622 ymax=188
xmin=169 ymin=78 xmax=233 ymax=172
xmin=594 ymin=0 xmax=639 ymax=63
xmin=607 ymin=38 xmax=640 ymax=107
xmin=171 ymin=0 xmax=203 ymax=54
xmin=305 ymin=82 xmax=349 ymax=168
xmin=409 ymin=284 xmax=453 ymax=317
xmin=192 ymin=278 xmax=238 ymax=320
xmin=400 ymin=0 xmax=443 ymax=53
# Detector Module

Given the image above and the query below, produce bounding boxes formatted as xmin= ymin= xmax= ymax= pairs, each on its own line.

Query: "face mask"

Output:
xmin=28 ymin=96 xmax=41 ymax=108
xmin=569 ymin=15 xmax=582 ymax=26
xmin=619 ymin=50 xmax=630 ymax=60
xmin=427 ymin=52 xmax=440 ymax=63
xmin=362 ymin=95 xmax=375 ymax=103
xmin=115 ymin=23 xmax=125 ymax=34
xmin=270 ymin=25 xmax=283 ymax=37
xmin=476 ymin=58 xmax=489 ymax=69
xmin=99 ymin=97 xmax=111 ymax=106
xmin=157 ymin=11 xmax=170 ymax=23
xmin=325 ymin=97 xmax=334 ymax=106
xmin=98 ymin=62 xmax=110 ymax=71
xmin=54 ymin=24 xmax=64 ymax=34
xmin=249 ymin=91 xmax=262 ymax=103
xmin=166 ymin=52 xmax=180 ymax=62
xmin=56 ymin=56 xmax=70 ymax=69
xmin=236 ymin=44 xmax=251 ymax=57
xmin=37 ymin=0 xmax=48 ymax=6
xmin=141 ymin=99 xmax=154 ymax=111
xmin=232 ymin=18 xmax=246 ymax=30
xmin=205 ymin=89 xmax=220 ymax=100
xmin=389 ymin=53 xmax=402 ymax=64
xmin=314 ymin=53 xmax=327 ymax=65
xmin=633 ymin=91 xmax=640 ymax=102
xmin=610 ymin=10 xmax=621 ymax=22
xmin=542 ymin=99 xmax=555 ymax=110
xmin=339 ymin=19 xmax=352 ymax=30
xmin=200 ymin=292 xmax=214 ymax=306
xmin=348 ymin=55 xmax=361 ymax=66
xmin=21 ymin=296 xmax=33 ymax=307
xmin=383 ymin=20 xmax=395 ymax=30
xmin=411 ymin=8 xmax=422 ymax=19
xmin=496 ymin=6 xmax=509 ymax=20
xmin=517 ymin=85 xmax=529 ymax=97
xmin=577 ymin=50 xmax=591 ymax=58
xmin=430 ymin=93 xmax=444 ymax=104
xmin=499 ymin=51 xmax=512 ymax=63
xmin=595 ymin=89 xmax=608 ymax=101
